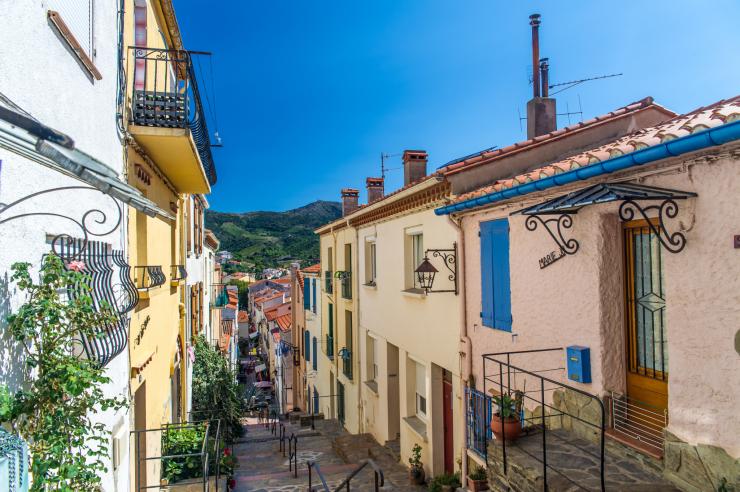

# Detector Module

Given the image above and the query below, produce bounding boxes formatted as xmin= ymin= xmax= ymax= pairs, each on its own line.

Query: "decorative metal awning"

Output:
xmin=513 ymin=182 xmax=697 ymax=257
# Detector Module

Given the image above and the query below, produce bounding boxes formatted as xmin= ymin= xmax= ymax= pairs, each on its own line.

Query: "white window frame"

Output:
xmin=415 ymin=361 xmax=427 ymax=420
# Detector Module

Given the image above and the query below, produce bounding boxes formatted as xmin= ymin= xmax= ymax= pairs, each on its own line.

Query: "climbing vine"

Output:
xmin=0 ymin=254 xmax=126 ymax=491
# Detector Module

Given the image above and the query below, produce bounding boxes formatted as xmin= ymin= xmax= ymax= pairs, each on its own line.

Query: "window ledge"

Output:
xmin=363 ymin=282 xmax=377 ymax=290
xmin=401 ymin=288 xmax=427 ymax=299
xmin=403 ymin=416 xmax=428 ymax=442
xmin=364 ymin=380 xmax=379 ymax=394
xmin=47 ymin=10 xmax=102 ymax=80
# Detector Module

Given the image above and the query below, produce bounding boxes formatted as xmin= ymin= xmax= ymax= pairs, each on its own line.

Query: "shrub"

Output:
xmin=428 ymin=471 xmax=461 ymax=492
xmin=469 ymin=464 xmax=486 ymax=481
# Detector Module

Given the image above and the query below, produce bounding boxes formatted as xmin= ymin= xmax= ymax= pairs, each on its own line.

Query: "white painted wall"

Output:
xmin=0 ymin=0 xmax=130 ymax=489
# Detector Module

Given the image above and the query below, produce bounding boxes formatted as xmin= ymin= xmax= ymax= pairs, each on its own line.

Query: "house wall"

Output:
xmin=304 ymin=272 xmax=328 ymax=415
xmin=461 ymin=144 xmax=740 ymax=458
xmin=358 ymin=208 xmax=464 ymax=477
xmin=0 ymin=1 xmax=130 ymax=490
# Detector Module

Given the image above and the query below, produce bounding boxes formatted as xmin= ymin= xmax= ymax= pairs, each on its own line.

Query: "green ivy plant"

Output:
xmin=0 ymin=254 xmax=126 ymax=491
xmin=191 ymin=335 xmax=245 ymax=442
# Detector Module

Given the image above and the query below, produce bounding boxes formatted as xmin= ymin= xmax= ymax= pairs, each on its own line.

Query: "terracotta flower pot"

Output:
xmin=468 ymin=477 xmax=489 ymax=492
xmin=409 ymin=466 xmax=425 ymax=485
xmin=490 ymin=413 xmax=522 ymax=442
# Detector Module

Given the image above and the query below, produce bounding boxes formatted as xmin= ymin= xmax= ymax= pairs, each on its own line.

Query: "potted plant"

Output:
xmin=428 ymin=471 xmax=461 ymax=492
xmin=408 ymin=443 xmax=425 ymax=485
xmin=490 ymin=390 xmax=524 ymax=442
xmin=467 ymin=464 xmax=488 ymax=491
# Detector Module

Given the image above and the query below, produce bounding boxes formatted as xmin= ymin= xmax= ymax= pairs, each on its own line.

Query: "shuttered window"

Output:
xmin=305 ymin=330 xmax=311 ymax=362
xmin=311 ymin=279 xmax=317 ymax=313
xmin=480 ymin=219 xmax=512 ymax=331
xmin=49 ymin=0 xmax=94 ymax=57
xmin=303 ymin=278 xmax=310 ymax=310
xmin=312 ymin=337 xmax=317 ymax=371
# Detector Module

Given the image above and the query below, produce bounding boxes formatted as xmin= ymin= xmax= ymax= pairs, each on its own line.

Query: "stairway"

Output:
xmin=232 ymin=418 xmax=417 ymax=492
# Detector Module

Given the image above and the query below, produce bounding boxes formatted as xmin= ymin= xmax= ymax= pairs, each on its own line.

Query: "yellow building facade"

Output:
xmin=119 ymin=0 xmax=216 ymax=489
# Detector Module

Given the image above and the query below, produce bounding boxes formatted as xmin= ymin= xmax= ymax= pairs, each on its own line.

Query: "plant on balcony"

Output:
xmin=490 ymin=390 xmax=524 ymax=442
xmin=192 ymin=335 xmax=246 ymax=442
xmin=0 ymin=255 xmax=126 ymax=491
xmin=408 ymin=443 xmax=425 ymax=485
xmin=161 ymin=423 xmax=235 ymax=484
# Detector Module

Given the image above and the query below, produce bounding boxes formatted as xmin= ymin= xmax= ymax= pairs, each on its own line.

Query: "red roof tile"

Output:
xmin=238 ymin=310 xmax=249 ymax=323
xmin=452 ymin=96 xmax=740 ymax=205
xmin=301 ymin=263 xmax=321 ymax=273
xmin=276 ymin=313 xmax=292 ymax=331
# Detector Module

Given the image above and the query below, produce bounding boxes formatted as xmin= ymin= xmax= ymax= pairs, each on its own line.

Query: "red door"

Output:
xmin=443 ymin=370 xmax=454 ymax=474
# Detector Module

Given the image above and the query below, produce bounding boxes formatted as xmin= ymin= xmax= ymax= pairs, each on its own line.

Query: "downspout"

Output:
xmin=447 ymin=214 xmax=471 ymax=485
xmin=352 ymin=219 xmax=364 ymax=434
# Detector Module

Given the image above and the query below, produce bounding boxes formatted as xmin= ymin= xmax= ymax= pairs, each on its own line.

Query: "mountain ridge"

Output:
xmin=205 ymin=200 xmax=341 ymax=272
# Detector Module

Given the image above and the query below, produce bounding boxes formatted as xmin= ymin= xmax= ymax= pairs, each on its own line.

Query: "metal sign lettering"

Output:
xmin=539 ymin=247 xmax=566 ymax=269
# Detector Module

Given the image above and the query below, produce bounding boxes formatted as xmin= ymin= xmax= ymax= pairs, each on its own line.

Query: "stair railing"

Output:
xmin=334 ymin=459 xmax=384 ymax=492
xmin=307 ymin=460 xmax=331 ymax=491
xmin=287 ymin=433 xmax=298 ymax=478
xmin=278 ymin=423 xmax=286 ymax=456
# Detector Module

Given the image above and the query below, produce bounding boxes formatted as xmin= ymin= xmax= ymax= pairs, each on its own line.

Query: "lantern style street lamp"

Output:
xmin=414 ymin=256 xmax=438 ymax=293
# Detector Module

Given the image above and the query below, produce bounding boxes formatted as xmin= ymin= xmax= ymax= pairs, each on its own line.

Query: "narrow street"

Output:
xmin=234 ymin=418 xmax=426 ymax=491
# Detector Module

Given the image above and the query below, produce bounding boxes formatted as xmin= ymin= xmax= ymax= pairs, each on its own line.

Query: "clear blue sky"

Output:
xmin=174 ymin=0 xmax=740 ymax=213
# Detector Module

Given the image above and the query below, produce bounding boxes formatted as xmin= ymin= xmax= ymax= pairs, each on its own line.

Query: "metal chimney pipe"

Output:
xmin=530 ymin=14 xmax=541 ymax=98
xmin=540 ymin=57 xmax=550 ymax=97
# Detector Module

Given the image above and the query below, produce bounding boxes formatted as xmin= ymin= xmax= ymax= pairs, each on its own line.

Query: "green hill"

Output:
xmin=205 ymin=200 xmax=341 ymax=272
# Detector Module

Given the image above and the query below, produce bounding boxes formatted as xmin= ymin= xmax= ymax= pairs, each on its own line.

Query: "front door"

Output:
xmin=337 ymin=381 xmax=345 ymax=425
xmin=624 ymin=220 xmax=668 ymax=412
xmin=442 ymin=370 xmax=454 ymax=474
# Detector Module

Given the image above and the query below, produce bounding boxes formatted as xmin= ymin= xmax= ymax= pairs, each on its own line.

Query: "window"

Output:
xmin=404 ymin=228 xmax=424 ymax=290
xmin=311 ymin=278 xmax=317 ymax=314
xmin=48 ymin=0 xmax=95 ymax=57
xmin=480 ymin=219 xmax=512 ymax=331
xmin=364 ymin=239 xmax=377 ymax=285
xmin=415 ymin=362 xmax=427 ymax=419
xmin=325 ymin=247 xmax=334 ymax=294
xmin=303 ymin=278 xmax=310 ymax=310
xmin=312 ymin=336 xmax=317 ymax=371
xmin=343 ymin=310 xmax=353 ymax=379
xmin=367 ymin=335 xmax=379 ymax=381
xmin=342 ymin=244 xmax=352 ymax=299
xmin=326 ymin=303 xmax=334 ymax=358
xmin=305 ymin=330 xmax=311 ymax=362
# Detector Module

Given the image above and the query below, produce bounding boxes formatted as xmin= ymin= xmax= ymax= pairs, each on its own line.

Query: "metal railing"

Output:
xmin=483 ymin=348 xmax=606 ymax=491
xmin=134 ymin=265 xmax=166 ymax=290
xmin=326 ymin=334 xmax=334 ymax=358
xmin=211 ymin=283 xmax=228 ymax=308
xmin=287 ymin=433 xmax=298 ymax=478
xmin=609 ymin=391 xmax=668 ymax=454
xmin=325 ymin=270 xmax=333 ymax=294
xmin=125 ymin=46 xmax=216 ymax=185
xmin=308 ymin=459 xmax=384 ymax=492
xmin=171 ymin=264 xmax=187 ymax=281
xmin=307 ymin=461 xmax=331 ymax=491
xmin=340 ymin=272 xmax=352 ymax=299
xmin=465 ymin=387 xmax=492 ymax=459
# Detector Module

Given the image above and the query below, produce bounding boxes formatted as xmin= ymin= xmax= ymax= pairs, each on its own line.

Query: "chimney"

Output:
xmin=526 ymin=14 xmax=556 ymax=139
xmin=402 ymin=150 xmax=428 ymax=186
xmin=366 ymin=177 xmax=384 ymax=203
xmin=341 ymin=188 xmax=359 ymax=216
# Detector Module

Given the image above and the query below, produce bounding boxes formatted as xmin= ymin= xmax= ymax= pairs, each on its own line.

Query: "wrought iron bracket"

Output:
xmin=424 ymin=242 xmax=458 ymax=295
xmin=524 ymin=213 xmax=580 ymax=256
xmin=619 ymin=199 xmax=688 ymax=253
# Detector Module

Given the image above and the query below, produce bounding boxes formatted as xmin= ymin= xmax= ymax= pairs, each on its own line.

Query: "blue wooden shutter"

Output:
xmin=312 ymin=337 xmax=318 ymax=370
xmin=480 ymin=219 xmax=512 ymax=331
xmin=303 ymin=278 xmax=310 ymax=310
xmin=305 ymin=330 xmax=311 ymax=361
xmin=312 ymin=279 xmax=317 ymax=313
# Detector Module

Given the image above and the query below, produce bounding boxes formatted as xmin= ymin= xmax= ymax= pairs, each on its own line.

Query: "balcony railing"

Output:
xmin=340 ymin=348 xmax=352 ymax=379
xmin=125 ymin=46 xmax=216 ymax=185
xmin=340 ymin=271 xmax=352 ymax=300
xmin=134 ymin=265 xmax=166 ymax=290
xmin=326 ymin=334 xmax=334 ymax=359
xmin=325 ymin=270 xmax=333 ymax=294
xmin=211 ymin=283 xmax=228 ymax=308
xmin=171 ymin=264 xmax=187 ymax=282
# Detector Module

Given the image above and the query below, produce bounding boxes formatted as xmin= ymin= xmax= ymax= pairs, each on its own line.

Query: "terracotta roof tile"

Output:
xmin=452 ymin=96 xmax=740 ymax=205
xmin=301 ymin=263 xmax=321 ymax=273
xmin=238 ymin=310 xmax=249 ymax=323
xmin=276 ymin=313 xmax=292 ymax=331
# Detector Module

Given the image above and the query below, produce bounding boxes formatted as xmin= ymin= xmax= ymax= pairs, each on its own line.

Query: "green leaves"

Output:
xmin=3 ymin=254 xmax=127 ymax=490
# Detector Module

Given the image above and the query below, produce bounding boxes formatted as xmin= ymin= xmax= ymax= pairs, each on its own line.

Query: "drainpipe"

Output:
xmin=447 ymin=214 xmax=471 ymax=486
xmin=352 ymin=220 xmax=364 ymax=434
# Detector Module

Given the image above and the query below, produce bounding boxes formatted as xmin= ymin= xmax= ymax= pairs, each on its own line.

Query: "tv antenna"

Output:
xmin=548 ymin=72 xmax=623 ymax=96
xmin=519 ymin=94 xmax=585 ymax=131
xmin=380 ymin=152 xmax=401 ymax=179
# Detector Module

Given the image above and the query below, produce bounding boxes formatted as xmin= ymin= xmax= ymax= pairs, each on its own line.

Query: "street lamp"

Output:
xmin=414 ymin=256 xmax=438 ymax=293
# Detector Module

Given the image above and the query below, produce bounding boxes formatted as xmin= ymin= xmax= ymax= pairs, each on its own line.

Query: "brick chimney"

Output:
xmin=341 ymin=188 xmax=359 ymax=216
xmin=402 ymin=150 xmax=428 ymax=186
xmin=366 ymin=177 xmax=384 ymax=203
xmin=526 ymin=14 xmax=556 ymax=138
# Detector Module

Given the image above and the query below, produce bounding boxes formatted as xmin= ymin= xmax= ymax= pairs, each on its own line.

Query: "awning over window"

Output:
xmin=514 ymin=182 xmax=697 ymax=216
xmin=0 ymin=101 xmax=174 ymax=220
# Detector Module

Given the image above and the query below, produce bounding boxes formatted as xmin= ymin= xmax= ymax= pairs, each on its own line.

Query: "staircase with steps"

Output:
xmin=233 ymin=418 xmax=424 ymax=492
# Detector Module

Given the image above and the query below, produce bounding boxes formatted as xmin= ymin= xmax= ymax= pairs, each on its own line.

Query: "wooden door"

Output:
xmin=443 ymin=370 xmax=454 ymax=474
xmin=624 ymin=220 xmax=668 ymax=412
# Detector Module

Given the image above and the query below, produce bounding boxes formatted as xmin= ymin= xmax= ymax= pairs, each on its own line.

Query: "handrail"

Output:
xmin=287 ymin=433 xmax=298 ymax=478
xmin=483 ymin=348 xmax=605 ymax=491
xmin=307 ymin=460 xmax=331 ymax=491
xmin=333 ymin=459 xmax=384 ymax=491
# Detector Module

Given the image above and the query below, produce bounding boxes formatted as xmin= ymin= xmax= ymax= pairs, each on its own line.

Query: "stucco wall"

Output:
xmin=461 ymin=146 xmax=740 ymax=457
xmin=0 ymin=0 xmax=130 ymax=489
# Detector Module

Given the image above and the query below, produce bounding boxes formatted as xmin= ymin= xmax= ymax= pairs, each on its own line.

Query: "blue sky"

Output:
xmin=174 ymin=1 xmax=740 ymax=213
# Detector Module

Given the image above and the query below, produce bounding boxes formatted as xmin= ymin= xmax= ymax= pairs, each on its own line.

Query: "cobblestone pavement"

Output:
xmin=233 ymin=418 xmax=426 ymax=492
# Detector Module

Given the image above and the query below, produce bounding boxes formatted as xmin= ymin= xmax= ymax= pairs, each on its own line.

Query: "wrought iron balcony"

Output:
xmin=325 ymin=270 xmax=333 ymax=294
xmin=212 ymin=283 xmax=228 ymax=308
xmin=171 ymin=264 xmax=187 ymax=282
xmin=134 ymin=265 xmax=166 ymax=290
xmin=125 ymin=46 xmax=217 ymax=189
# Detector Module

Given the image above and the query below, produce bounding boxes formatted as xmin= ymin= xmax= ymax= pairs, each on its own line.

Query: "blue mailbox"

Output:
xmin=566 ymin=346 xmax=591 ymax=383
